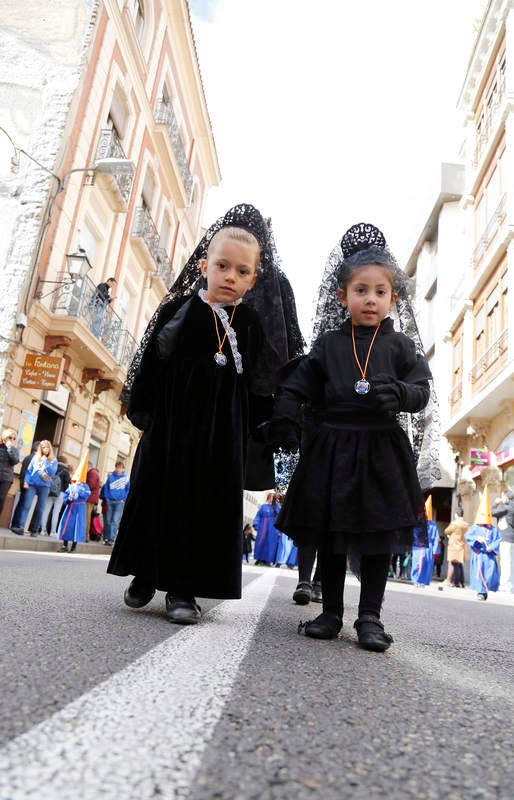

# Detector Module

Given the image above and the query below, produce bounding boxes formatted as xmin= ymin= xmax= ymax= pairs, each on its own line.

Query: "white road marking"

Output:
xmin=0 ymin=571 xmax=278 ymax=800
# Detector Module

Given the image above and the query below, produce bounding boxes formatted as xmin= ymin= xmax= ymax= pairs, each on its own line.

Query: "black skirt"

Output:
xmin=275 ymin=417 xmax=426 ymax=555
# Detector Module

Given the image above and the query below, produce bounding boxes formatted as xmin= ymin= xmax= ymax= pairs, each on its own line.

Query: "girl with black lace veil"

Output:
xmin=268 ymin=223 xmax=435 ymax=651
xmin=107 ymin=204 xmax=304 ymax=625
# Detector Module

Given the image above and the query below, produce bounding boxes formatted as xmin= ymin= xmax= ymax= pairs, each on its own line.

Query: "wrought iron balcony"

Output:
xmin=47 ymin=273 xmax=138 ymax=370
xmin=473 ymin=193 xmax=506 ymax=268
xmin=449 ymin=380 xmax=462 ymax=406
xmin=154 ymin=98 xmax=193 ymax=200
xmin=95 ymin=128 xmax=134 ymax=204
xmin=470 ymin=329 xmax=508 ymax=384
xmin=132 ymin=206 xmax=173 ymax=283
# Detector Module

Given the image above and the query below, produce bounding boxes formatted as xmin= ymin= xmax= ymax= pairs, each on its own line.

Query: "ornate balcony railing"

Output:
xmin=48 ymin=273 xmax=138 ymax=369
xmin=470 ymin=329 xmax=508 ymax=384
xmin=154 ymin=98 xmax=193 ymax=200
xmin=132 ymin=206 xmax=173 ymax=284
xmin=95 ymin=128 xmax=134 ymax=203
xmin=449 ymin=380 xmax=462 ymax=406
xmin=473 ymin=193 xmax=507 ymax=267
xmin=474 ymin=76 xmax=505 ymax=165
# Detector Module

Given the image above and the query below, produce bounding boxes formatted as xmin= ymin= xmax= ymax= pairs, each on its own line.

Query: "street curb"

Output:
xmin=0 ymin=528 xmax=110 ymax=556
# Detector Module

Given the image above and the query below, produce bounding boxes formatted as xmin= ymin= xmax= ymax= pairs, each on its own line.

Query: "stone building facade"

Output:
xmin=0 ymin=0 xmax=220 ymax=525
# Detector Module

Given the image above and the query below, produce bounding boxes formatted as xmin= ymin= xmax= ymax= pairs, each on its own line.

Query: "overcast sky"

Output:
xmin=189 ymin=0 xmax=485 ymax=337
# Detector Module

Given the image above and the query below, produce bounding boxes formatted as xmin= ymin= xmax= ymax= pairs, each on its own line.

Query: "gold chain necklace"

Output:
xmin=351 ymin=320 xmax=381 ymax=394
xmin=209 ymin=302 xmax=237 ymax=367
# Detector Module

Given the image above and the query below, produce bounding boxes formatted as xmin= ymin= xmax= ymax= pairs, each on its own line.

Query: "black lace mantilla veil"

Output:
xmin=310 ymin=222 xmax=441 ymax=492
xmin=122 ymin=202 xmax=305 ymax=403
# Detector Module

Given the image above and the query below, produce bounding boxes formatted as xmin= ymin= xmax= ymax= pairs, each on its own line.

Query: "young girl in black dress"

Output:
xmin=269 ymin=222 xmax=432 ymax=651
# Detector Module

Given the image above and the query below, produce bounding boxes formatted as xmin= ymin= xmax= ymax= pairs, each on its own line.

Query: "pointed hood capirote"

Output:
xmin=72 ymin=448 xmax=89 ymax=484
xmin=474 ymin=485 xmax=493 ymax=526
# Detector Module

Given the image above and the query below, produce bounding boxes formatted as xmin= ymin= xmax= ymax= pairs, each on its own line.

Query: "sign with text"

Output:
xmin=20 ymin=354 xmax=64 ymax=391
xmin=469 ymin=448 xmax=490 ymax=466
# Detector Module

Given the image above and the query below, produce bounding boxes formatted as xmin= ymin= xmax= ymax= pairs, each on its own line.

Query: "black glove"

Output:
xmin=257 ymin=420 xmax=300 ymax=452
xmin=373 ymin=378 xmax=405 ymax=413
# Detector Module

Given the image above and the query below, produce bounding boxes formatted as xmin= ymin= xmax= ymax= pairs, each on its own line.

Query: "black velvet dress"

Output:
xmin=107 ymin=295 xmax=274 ymax=598
xmin=274 ymin=317 xmax=431 ymax=555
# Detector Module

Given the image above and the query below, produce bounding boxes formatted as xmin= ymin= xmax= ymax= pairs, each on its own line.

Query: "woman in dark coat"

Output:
xmin=0 ymin=428 xmax=20 ymax=516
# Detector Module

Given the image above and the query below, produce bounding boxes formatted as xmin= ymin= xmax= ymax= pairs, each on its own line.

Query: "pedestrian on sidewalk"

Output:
xmin=10 ymin=441 xmax=38 ymax=531
xmin=491 ymin=489 xmax=514 ymax=593
xmin=0 ymin=428 xmax=19 ymax=517
xmin=266 ymin=222 xmax=435 ymax=651
xmin=443 ymin=509 xmax=469 ymax=588
xmin=465 ymin=486 xmax=501 ymax=601
xmin=102 ymin=461 xmax=129 ymax=545
xmin=107 ymin=204 xmax=303 ymax=625
xmin=40 ymin=455 xmax=71 ymax=537
xmin=11 ymin=440 xmax=57 ymax=537
xmin=85 ymin=461 xmax=101 ymax=541
xmin=242 ymin=523 xmax=256 ymax=563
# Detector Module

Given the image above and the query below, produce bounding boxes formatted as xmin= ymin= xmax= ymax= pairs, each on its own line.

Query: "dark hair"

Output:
xmin=505 ymin=489 xmax=514 ymax=500
xmin=337 ymin=246 xmax=404 ymax=293
xmin=456 ymin=508 xmax=464 ymax=517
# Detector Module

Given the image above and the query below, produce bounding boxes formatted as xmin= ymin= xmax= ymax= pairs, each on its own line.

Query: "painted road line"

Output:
xmin=0 ymin=570 xmax=278 ymax=800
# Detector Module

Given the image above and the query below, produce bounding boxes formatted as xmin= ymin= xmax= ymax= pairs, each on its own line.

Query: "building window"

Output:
xmin=129 ymin=0 xmax=145 ymax=44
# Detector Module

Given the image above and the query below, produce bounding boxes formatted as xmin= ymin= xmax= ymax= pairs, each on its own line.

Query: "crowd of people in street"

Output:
xmin=6 ymin=439 xmax=129 ymax=550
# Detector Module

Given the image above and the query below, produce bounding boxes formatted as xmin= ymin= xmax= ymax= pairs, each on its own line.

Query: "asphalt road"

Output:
xmin=0 ymin=550 xmax=513 ymax=800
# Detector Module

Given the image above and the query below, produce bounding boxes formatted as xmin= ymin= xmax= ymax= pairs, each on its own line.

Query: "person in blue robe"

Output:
xmin=411 ymin=519 xmax=439 ymax=586
xmin=58 ymin=482 xmax=91 ymax=553
xmin=465 ymin=524 xmax=501 ymax=600
xmin=253 ymin=494 xmax=281 ymax=565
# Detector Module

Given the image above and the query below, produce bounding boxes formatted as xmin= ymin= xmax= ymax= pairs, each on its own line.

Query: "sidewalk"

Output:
xmin=0 ymin=527 xmax=109 ymax=555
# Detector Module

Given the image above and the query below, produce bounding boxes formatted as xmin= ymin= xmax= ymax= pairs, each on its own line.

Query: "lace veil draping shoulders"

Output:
xmin=309 ymin=222 xmax=441 ymax=491
xmin=122 ymin=203 xmax=305 ymax=405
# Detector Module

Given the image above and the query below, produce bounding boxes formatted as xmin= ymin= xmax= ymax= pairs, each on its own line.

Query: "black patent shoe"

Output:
xmin=354 ymin=615 xmax=393 ymax=652
xmin=292 ymin=581 xmax=312 ymax=605
xmin=299 ymin=612 xmax=342 ymax=639
xmin=165 ymin=595 xmax=201 ymax=625
xmin=124 ymin=577 xmax=156 ymax=609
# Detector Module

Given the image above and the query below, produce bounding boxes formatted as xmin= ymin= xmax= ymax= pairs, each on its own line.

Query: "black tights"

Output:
xmin=297 ymin=544 xmax=321 ymax=584
xmin=319 ymin=542 xmax=390 ymax=620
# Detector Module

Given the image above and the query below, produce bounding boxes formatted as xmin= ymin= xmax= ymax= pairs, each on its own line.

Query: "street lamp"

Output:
xmin=34 ymin=248 xmax=92 ymax=299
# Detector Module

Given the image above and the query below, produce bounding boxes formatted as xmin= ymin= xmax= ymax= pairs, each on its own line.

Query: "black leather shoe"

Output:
xmin=165 ymin=595 xmax=201 ymax=625
xmin=10 ymin=527 xmax=25 ymax=536
xmin=299 ymin=612 xmax=342 ymax=639
xmin=293 ymin=581 xmax=312 ymax=605
xmin=354 ymin=615 xmax=393 ymax=652
xmin=311 ymin=581 xmax=323 ymax=603
xmin=124 ymin=577 xmax=155 ymax=608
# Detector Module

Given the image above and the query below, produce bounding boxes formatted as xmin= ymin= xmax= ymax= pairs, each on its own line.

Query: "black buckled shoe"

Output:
xmin=124 ymin=577 xmax=156 ymax=609
xmin=311 ymin=581 xmax=323 ymax=603
xmin=354 ymin=615 xmax=393 ymax=652
xmin=298 ymin=612 xmax=342 ymax=639
xmin=165 ymin=595 xmax=202 ymax=625
xmin=293 ymin=581 xmax=312 ymax=605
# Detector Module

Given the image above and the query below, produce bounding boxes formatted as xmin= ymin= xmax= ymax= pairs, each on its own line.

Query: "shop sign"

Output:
xmin=20 ymin=354 xmax=64 ymax=391
xmin=469 ymin=448 xmax=490 ymax=466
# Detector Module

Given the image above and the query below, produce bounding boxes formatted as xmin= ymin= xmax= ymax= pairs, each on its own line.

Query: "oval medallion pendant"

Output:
xmin=354 ymin=379 xmax=370 ymax=395
xmin=214 ymin=351 xmax=227 ymax=367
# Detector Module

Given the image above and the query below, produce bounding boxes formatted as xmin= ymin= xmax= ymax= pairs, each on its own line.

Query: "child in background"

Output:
xmin=108 ymin=204 xmax=302 ymax=624
xmin=268 ymin=223 xmax=433 ymax=651
xmin=465 ymin=486 xmax=501 ymax=600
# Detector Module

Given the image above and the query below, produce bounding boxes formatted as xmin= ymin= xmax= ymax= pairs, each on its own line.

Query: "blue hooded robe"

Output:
xmin=253 ymin=502 xmax=280 ymax=564
xmin=411 ymin=520 xmax=440 ymax=586
xmin=58 ymin=482 xmax=91 ymax=543
xmin=465 ymin=524 xmax=501 ymax=594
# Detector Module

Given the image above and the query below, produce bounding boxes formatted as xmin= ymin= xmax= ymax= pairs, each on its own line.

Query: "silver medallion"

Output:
xmin=354 ymin=379 xmax=370 ymax=395
xmin=214 ymin=351 xmax=227 ymax=367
